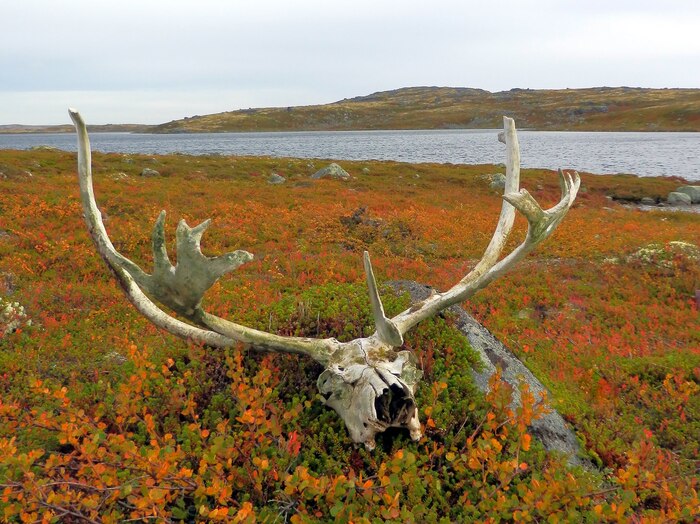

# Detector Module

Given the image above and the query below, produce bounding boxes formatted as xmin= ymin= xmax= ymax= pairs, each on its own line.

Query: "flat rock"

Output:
xmin=390 ymin=280 xmax=592 ymax=468
xmin=268 ymin=173 xmax=286 ymax=184
xmin=311 ymin=163 xmax=350 ymax=180
xmin=140 ymin=168 xmax=160 ymax=177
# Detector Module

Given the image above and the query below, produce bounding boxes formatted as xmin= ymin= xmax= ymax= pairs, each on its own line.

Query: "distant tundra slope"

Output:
xmin=1 ymin=87 xmax=698 ymax=133
xmin=150 ymin=86 xmax=700 ymax=133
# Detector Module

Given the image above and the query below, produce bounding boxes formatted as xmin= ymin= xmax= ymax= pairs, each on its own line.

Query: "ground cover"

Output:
xmin=150 ymin=87 xmax=700 ymax=133
xmin=0 ymin=149 xmax=698 ymax=522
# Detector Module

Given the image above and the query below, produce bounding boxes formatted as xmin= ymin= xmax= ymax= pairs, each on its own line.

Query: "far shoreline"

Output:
xmin=2 ymin=126 xmax=700 ymax=135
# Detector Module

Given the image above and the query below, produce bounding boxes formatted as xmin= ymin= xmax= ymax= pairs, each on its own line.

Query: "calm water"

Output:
xmin=1 ymin=129 xmax=698 ymax=181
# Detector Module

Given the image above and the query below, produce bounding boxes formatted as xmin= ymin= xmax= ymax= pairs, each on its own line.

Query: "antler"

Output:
xmin=384 ymin=117 xmax=580 ymax=335
xmin=69 ymin=109 xmax=578 ymax=449
xmin=69 ymin=109 xmax=338 ymax=362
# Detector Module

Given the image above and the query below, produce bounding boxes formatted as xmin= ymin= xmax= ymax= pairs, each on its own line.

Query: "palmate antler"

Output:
xmin=69 ymin=109 xmax=579 ymax=449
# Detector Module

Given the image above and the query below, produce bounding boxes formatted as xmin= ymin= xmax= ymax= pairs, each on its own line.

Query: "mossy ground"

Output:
xmin=151 ymin=87 xmax=700 ymax=133
xmin=0 ymin=149 xmax=698 ymax=522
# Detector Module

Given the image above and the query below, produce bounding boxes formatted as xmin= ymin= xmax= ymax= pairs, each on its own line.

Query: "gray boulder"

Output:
xmin=140 ymin=168 xmax=160 ymax=177
xmin=675 ymin=185 xmax=700 ymax=204
xmin=668 ymin=191 xmax=692 ymax=205
xmin=489 ymin=173 xmax=506 ymax=190
xmin=268 ymin=173 xmax=286 ymax=185
xmin=390 ymin=280 xmax=592 ymax=468
xmin=311 ymin=163 xmax=351 ymax=180
xmin=640 ymin=197 xmax=656 ymax=206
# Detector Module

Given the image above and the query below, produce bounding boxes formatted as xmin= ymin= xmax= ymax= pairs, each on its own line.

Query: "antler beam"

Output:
xmin=69 ymin=109 xmax=338 ymax=361
xmin=70 ymin=109 xmax=578 ymax=449
xmin=389 ymin=118 xmax=580 ymax=335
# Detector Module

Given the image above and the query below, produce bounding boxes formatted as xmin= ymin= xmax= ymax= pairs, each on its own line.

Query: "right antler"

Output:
xmin=389 ymin=118 xmax=580 ymax=335
xmin=70 ymin=110 xmax=578 ymax=449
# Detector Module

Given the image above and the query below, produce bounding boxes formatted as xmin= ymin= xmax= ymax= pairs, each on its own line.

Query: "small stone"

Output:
xmin=362 ymin=167 xmax=370 ymax=174
xmin=640 ymin=197 xmax=656 ymax=205
xmin=140 ymin=168 xmax=160 ymax=177
xmin=516 ymin=309 xmax=531 ymax=320
xmin=667 ymin=191 xmax=692 ymax=205
xmin=675 ymin=185 xmax=700 ymax=204
xmin=311 ymin=163 xmax=351 ymax=180
xmin=268 ymin=173 xmax=286 ymax=185
xmin=104 ymin=351 xmax=128 ymax=365
xmin=1 ymin=272 xmax=16 ymax=295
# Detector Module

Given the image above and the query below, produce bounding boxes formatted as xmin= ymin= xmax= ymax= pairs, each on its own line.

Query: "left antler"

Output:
xmin=69 ymin=109 xmax=578 ymax=449
xmin=70 ymin=108 xmax=339 ymax=361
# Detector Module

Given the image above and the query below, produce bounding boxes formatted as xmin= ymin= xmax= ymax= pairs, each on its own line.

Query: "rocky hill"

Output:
xmin=0 ymin=123 xmax=149 ymax=134
xmin=150 ymin=86 xmax=700 ymax=133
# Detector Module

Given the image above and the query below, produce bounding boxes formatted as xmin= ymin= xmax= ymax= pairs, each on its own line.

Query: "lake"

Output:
xmin=1 ymin=129 xmax=698 ymax=181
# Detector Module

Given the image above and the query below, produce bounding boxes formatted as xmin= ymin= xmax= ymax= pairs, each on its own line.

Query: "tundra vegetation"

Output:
xmin=0 ymin=118 xmax=698 ymax=521
xmin=151 ymin=86 xmax=700 ymax=133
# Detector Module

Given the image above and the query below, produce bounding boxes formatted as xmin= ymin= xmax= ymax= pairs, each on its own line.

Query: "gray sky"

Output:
xmin=2 ymin=0 xmax=699 ymax=125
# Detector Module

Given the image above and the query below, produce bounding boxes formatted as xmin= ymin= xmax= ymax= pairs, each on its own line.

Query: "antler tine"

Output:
xmin=493 ymin=168 xmax=580 ymax=275
xmin=462 ymin=116 xmax=521 ymax=281
xmin=391 ymin=118 xmax=579 ymax=336
xmin=69 ymin=109 xmax=338 ymax=362
xmin=152 ymin=211 xmax=172 ymax=271
xmin=363 ymin=251 xmax=403 ymax=346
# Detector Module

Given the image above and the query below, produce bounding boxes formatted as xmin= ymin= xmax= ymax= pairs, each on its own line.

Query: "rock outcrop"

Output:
xmin=311 ymin=163 xmax=351 ymax=180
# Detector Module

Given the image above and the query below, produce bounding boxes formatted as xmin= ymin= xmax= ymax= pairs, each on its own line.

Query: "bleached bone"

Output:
xmin=69 ymin=109 xmax=578 ymax=449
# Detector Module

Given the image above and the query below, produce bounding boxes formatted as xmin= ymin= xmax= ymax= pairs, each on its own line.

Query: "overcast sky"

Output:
xmin=2 ymin=0 xmax=699 ymax=125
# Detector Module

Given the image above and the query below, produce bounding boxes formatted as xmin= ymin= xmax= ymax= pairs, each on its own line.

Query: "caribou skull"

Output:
xmin=69 ymin=109 xmax=579 ymax=449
